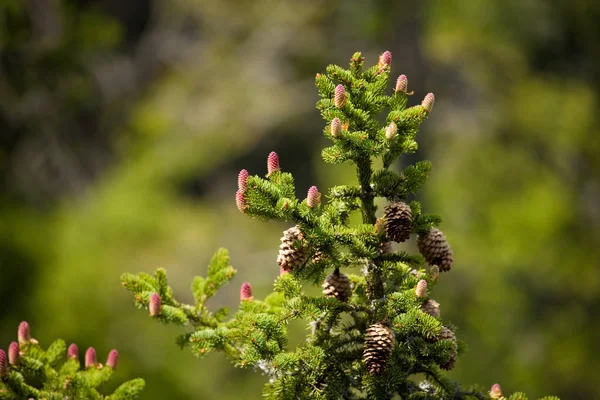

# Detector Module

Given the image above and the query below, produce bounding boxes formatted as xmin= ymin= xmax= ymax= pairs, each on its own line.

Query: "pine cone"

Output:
xmin=322 ymin=268 xmax=352 ymax=302
xmin=384 ymin=202 xmax=412 ymax=243
xmin=364 ymin=322 xmax=395 ymax=376
xmin=417 ymin=228 xmax=453 ymax=271
xmin=277 ymin=225 xmax=309 ymax=272
xmin=420 ymin=299 xmax=440 ymax=319
xmin=438 ymin=326 xmax=457 ymax=370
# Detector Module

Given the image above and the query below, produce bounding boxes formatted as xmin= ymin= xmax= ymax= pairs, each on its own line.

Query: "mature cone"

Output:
xmin=277 ymin=225 xmax=309 ymax=272
xmin=384 ymin=202 xmax=412 ymax=243
xmin=438 ymin=326 xmax=458 ymax=370
xmin=420 ymin=299 xmax=441 ymax=319
xmin=417 ymin=228 xmax=454 ymax=271
xmin=363 ymin=322 xmax=395 ymax=376
xmin=322 ymin=268 xmax=352 ymax=302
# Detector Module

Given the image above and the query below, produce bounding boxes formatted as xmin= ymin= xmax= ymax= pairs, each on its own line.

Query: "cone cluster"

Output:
xmin=277 ymin=225 xmax=309 ymax=272
xmin=384 ymin=202 xmax=412 ymax=243
xmin=363 ymin=322 xmax=395 ymax=376
xmin=322 ymin=268 xmax=352 ymax=302
xmin=417 ymin=228 xmax=454 ymax=271
xmin=438 ymin=326 xmax=457 ymax=370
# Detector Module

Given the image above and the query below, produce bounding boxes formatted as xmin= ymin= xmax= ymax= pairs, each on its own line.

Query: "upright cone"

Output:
xmin=322 ymin=268 xmax=352 ymax=302
xmin=417 ymin=228 xmax=453 ymax=271
xmin=384 ymin=202 xmax=412 ymax=243
xmin=277 ymin=226 xmax=309 ymax=272
xmin=363 ymin=322 xmax=395 ymax=376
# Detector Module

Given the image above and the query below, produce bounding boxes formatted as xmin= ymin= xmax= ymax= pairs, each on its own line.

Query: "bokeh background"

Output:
xmin=1 ymin=1 xmax=599 ymax=399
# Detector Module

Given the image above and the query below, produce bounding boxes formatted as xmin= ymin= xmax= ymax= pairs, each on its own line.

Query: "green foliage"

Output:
xmin=119 ymin=52 xmax=560 ymax=399
xmin=0 ymin=326 xmax=144 ymax=399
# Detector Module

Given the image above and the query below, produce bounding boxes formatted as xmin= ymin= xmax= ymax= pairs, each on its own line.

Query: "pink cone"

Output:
xmin=106 ymin=349 xmax=118 ymax=369
xmin=149 ymin=292 xmax=162 ymax=316
xmin=267 ymin=151 xmax=280 ymax=175
xmin=395 ymin=75 xmax=407 ymax=93
xmin=378 ymin=51 xmax=392 ymax=68
xmin=415 ymin=280 xmax=428 ymax=298
xmin=240 ymin=282 xmax=253 ymax=301
xmin=385 ymin=122 xmax=398 ymax=140
xmin=422 ymin=93 xmax=435 ymax=112
xmin=279 ymin=265 xmax=289 ymax=275
xmin=68 ymin=343 xmax=79 ymax=359
xmin=18 ymin=321 xmax=31 ymax=345
xmin=334 ymin=85 xmax=347 ymax=108
xmin=85 ymin=347 xmax=97 ymax=368
xmin=235 ymin=189 xmax=247 ymax=213
xmin=8 ymin=342 xmax=20 ymax=365
xmin=0 ymin=350 xmax=7 ymax=377
xmin=489 ymin=383 xmax=503 ymax=398
xmin=238 ymin=169 xmax=249 ymax=191
xmin=307 ymin=186 xmax=321 ymax=208
xmin=330 ymin=117 xmax=341 ymax=138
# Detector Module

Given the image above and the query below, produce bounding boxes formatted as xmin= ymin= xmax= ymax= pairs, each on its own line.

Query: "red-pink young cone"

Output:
xmin=149 ymin=292 xmax=162 ymax=316
xmin=0 ymin=350 xmax=7 ymax=378
xmin=235 ymin=189 xmax=247 ymax=213
xmin=106 ymin=349 xmax=118 ymax=369
xmin=18 ymin=321 xmax=31 ymax=345
xmin=378 ymin=51 xmax=392 ymax=67
xmin=422 ymin=93 xmax=435 ymax=112
xmin=67 ymin=343 xmax=79 ymax=359
xmin=489 ymin=383 xmax=503 ymax=399
xmin=334 ymin=85 xmax=347 ymax=108
xmin=385 ymin=122 xmax=398 ymax=140
xmin=415 ymin=280 xmax=428 ymax=298
xmin=8 ymin=342 xmax=20 ymax=365
xmin=238 ymin=169 xmax=249 ymax=191
xmin=267 ymin=151 xmax=280 ymax=175
xmin=307 ymin=186 xmax=321 ymax=208
xmin=330 ymin=117 xmax=341 ymax=138
xmin=395 ymin=75 xmax=408 ymax=93
xmin=85 ymin=347 xmax=97 ymax=368
xmin=279 ymin=265 xmax=289 ymax=275
xmin=240 ymin=282 xmax=253 ymax=301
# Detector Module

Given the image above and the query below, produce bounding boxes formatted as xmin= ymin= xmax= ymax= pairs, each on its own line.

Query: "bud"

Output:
xmin=267 ymin=151 xmax=280 ymax=176
xmin=330 ymin=117 xmax=341 ymax=138
xmin=279 ymin=265 xmax=289 ymax=276
xmin=235 ymin=189 xmax=246 ymax=213
xmin=489 ymin=383 xmax=503 ymax=399
xmin=238 ymin=169 xmax=249 ymax=191
xmin=18 ymin=321 xmax=31 ymax=345
xmin=85 ymin=347 xmax=97 ymax=368
xmin=106 ymin=349 xmax=118 ymax=369
xmin=240 ymin=282 xmax=253 ymax=301
xmin=8 ymin=342 xmax=20 ymax=365
xmin=421 ymin=93 xmax=435 ymax=113
xmin=0 ymin=350 xmax=7 ymax=378
xmin=415 ymin=280 xmax=427 ymax=298
xmin=378 ymin=51 xmax=392 ymax=68
xmin=385 ymin=122 xmax=398 ymax=140
xmin=67 ymin=343 xmax=79 ymax=359
xmin=306 ymin=186 xmax=321 ymax=208
xmin=429 ymin=265 xmax=440 ymax=280
xmin=334 ymin=85 xmax=347 ymax=108
xmin=149 ymin=292 xmax=162 ymax=316
xmin=395 ymin=75 xmax=408 ymax=93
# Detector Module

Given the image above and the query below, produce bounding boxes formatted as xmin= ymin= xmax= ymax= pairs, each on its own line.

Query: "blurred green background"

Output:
xmin=1 ymin=0 xmax=599 ymax=399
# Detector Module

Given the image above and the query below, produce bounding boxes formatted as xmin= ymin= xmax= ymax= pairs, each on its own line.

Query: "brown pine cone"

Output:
xmin=420 ymin=299 xmax=441 ymax=319
xmin=384 ymin=202 xmax=412 ymax=243
xmin=417 ymin=228 xmax=453 ymax=271
xmin=322 ymin=268 xmax=352 ymax=302
xmin=438 ymin=326 xmax=457 ymax=370
xmin=363 ymin=322 xmax=395 ymax=376
xmin=277 ymin=225 xmax=309 ymax=272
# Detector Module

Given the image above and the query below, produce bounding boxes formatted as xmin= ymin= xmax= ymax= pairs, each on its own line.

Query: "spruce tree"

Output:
xmin=122 ymin=51 xmax=559 ymax=400
xmin=0 ymin=321 xmax=144 ymax=399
